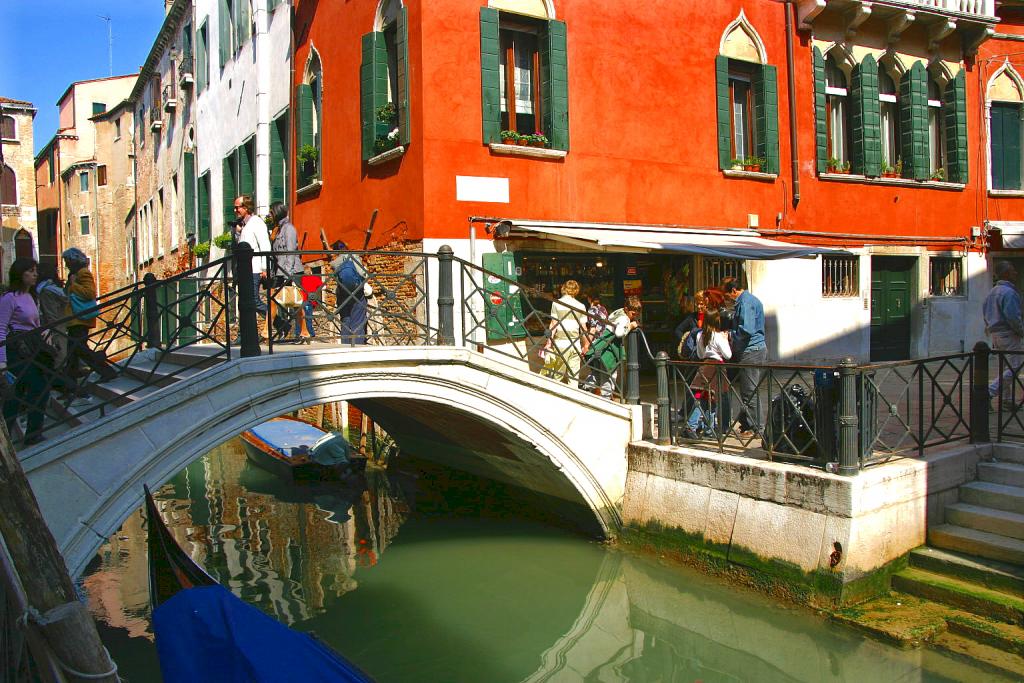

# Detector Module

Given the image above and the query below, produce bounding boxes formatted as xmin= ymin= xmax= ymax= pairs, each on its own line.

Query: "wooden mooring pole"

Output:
xmin=0 ymin=424 xmax=118 ymax=681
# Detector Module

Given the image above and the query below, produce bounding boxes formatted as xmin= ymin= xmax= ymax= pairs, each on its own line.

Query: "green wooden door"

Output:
xmin=482 ymin=252 xmax=526 ymax=341
xmin=870 ymin=257 xmax=915 ymax=361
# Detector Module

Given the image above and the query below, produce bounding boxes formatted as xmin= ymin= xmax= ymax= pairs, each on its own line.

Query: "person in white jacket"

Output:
xmin=683 ymin=309 xmax=731 ymax=438
xmin=233 ymin=195 xmax=272 ymax=320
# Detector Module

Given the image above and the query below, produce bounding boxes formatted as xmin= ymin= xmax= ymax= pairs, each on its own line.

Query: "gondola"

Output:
xmin=240 ymin=415 xmax=368 ymax=481
xmin=144 ymin=485 xmax=373 ymax=682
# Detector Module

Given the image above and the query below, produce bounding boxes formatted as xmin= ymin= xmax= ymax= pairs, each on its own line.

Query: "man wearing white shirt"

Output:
xmin=233 ymin=195 xmax=272 ymax=319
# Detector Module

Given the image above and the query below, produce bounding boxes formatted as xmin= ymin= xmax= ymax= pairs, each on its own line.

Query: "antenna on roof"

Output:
xmin=98 ymin=15 xmax=113 ymax=76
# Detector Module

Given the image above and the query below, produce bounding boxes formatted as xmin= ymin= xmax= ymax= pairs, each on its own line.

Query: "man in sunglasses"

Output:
xmin=233 ymin=195 xmax=272 ymax=325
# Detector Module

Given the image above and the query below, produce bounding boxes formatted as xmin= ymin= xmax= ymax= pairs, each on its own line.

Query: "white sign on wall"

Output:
xmin=456 ymin=176 xmax=510 ymax=203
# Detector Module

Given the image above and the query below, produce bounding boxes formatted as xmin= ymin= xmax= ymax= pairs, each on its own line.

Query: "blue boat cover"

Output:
xmin=249 ymin=418 xmax=326 ymax=454
xmin=153 ymin=585 xmax=371 ymax=682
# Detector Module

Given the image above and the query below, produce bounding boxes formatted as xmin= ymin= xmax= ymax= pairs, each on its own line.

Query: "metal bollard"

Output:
xmin=971 ymin=341 xmax=991 ymax=444
xmin=655 ymin=352 xmax=671 ymax=445
xmin=625 ymin=329 xmax=641 ymax=405
xmin=143 ymin=273 xmax=161 ymax=349
xmin=233 ymin=241 xmax=261 ymax=358
xmin=837 ymin=357 xmax=860 ymax=476
xmin=437 ymin=245 xmax=454 ymax=345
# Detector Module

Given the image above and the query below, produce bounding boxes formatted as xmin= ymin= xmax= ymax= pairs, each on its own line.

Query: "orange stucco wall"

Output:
xmin=293 ymin=0 xmax=1023 ymax=249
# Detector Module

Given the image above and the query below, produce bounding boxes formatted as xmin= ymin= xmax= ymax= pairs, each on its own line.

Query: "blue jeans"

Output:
xmin=734 ymin=345 xmax=767 ymax=432
xmin=252 ymin=274 xmax=268 ymax=317
xmin=686 ymin=402 xmax=716 ymax=434
xmin=294 ymin=300 xmax=315 ymax=337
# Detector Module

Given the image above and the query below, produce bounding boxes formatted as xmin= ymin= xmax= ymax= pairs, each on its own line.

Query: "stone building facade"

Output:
xmin=0 ymin=97 xmax=38 ymax=282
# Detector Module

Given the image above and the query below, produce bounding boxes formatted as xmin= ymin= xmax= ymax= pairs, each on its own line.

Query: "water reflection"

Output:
xmin=83 ymin=440 xmax=1007 ymax=682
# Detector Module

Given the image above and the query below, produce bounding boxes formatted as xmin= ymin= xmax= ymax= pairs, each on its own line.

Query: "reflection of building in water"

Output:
xmin=84 ymin=437 xmax=410 ymax=632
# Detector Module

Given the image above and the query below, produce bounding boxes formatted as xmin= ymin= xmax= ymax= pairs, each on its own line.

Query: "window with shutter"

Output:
xmin=198 ymin=171 xmax=211 ymax=243
xmin=899 ymin=62 xmax=929 ymax=180
xmin=362 ymin=1 xmax=410 ymax=158
xmin=183 ymin=152 xmax=196 ymax=236
xmin=296 ymin=50 xmax=320 ymax=186
xmin=219 ymin=0 xmax=231 ymax=68
xmin=879 ymin=68 xmax=900 ymax=171
xmin=0 ymin=115 xmax=15 ymax=140
xmin=235 ymin=0 xmax=251 ymax=49
xmin=825 ymin=56 xmax=850 ymax=168
xmin=222 ymin=153 xmax=236 ymax=232
xmin=813 ymin=47 xmax=827 ymax=174
xmin=197 ymin=21 xmax=208 ymax=92
xmin=270 ymin=112 xmax=288 ymax=204
xmin=716 ymin=16 xmax=774 ymax=174
xmin=944 ymin=69 xmax=968 ymax=184
xmin=850 ymin=56 xmax=880 ymax=177
xmin=239 ymin=136 xmax=255 ymax=201
xmin=480 ymin=6 xmax=568 ymax=151
xmin=927 ymin=78 xmax=946 ymax=177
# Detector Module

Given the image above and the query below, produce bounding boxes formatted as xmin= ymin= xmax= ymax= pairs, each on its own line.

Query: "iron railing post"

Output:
xmin=971 ymin=341 xmax=991 ymax=444
xmin=437 ymin=245 xmax=455 ymax=345
xmin=655 ymin=351 xmax=671 ymax=445
xmin=143 ymin=273 xmax=161 ymax=349
xmin=625 ymin=329 xmax=641 ymax=405
xmin=838 ymin=357 xmax=860 ymax=476
xmin=234 ymin=241 xmax=261 ymax=358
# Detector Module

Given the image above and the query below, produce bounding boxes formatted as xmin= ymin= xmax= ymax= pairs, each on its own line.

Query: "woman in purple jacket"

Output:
xmin=0 ymin=258 xmax=51 ymax=445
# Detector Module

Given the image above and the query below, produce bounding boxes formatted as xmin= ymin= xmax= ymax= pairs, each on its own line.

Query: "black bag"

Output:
xmin=7 ymin=328 xmax=57 ymax=369
xmin=765 ymin=385 xmax=817 ymax=457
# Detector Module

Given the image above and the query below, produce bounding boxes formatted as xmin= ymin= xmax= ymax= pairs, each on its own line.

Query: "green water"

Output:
xmin=82 ymin=440 xmax=1008 ymax=682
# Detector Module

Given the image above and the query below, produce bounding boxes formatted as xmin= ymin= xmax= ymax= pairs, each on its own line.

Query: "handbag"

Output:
xmin=69 ymin=293 xmax=101 ymax=320
xmin=276 ymin=283 xmax=305 ymax=308
xmin=7 ymin=328 xmax=57 ymax=369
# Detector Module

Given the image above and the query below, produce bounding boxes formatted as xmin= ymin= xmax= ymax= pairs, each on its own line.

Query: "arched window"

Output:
xmin=14 ymin=229 xmax=33 ymax=260
xmin=928 ymin=78 xmax=946 ymax=176
xmin=362 ymin=1 xmax=410 ymax=160
xmin=825 ymin=56 xmax=850 ymax=166
xmin=879 ymin=68 xmax=900 ymax=169
xmin=714 ymin=11 xmax=778 ymax=173
xmin=0 ymin=164 xmax=16 ymax=206
xmin=296 ymin=49 xmax=322 ymax=186
xmin=0 ymin=115 xmax=15 ymax=140
xmin=989 ymin=68 xmax=1023 ymax=190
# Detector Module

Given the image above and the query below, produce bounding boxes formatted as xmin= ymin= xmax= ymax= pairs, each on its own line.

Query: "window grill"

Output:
xmin=930 ymin=257 xmax=963 ymax=296
xmin=700 ymin=258 xmax=744 ymax=290
xmin=822 ymin=255 xmax=859 ymax=297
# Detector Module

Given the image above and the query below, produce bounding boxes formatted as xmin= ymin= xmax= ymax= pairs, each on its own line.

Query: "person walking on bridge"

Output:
xmin=984 ymin=260 xmax=1024 ymax=403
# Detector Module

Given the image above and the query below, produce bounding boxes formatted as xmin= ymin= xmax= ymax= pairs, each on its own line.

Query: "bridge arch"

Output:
xmin=21 ymin=347 xmax=638 ymax=578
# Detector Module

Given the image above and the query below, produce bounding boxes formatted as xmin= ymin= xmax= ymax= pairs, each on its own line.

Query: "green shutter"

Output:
xmin=198 ymin=172 xmax=211 ymax=243
xmin=197 ymin=21 xmax=208 ymax=91
xmin=479 ymin=7 xmax=501 ymax=145
xmin=218 ymin=0 xmax=230 ymax=68
xmin=715 ymin=56 xmax=731 ymax=170
xmin=360 ymin=32 xmax=388 ymax=160
xmin=540 ymin=19 xmax=569 ymax=151
xmin=270 ymin=114 xmax=286 ymax=204
xmin=992 ymin=103 xmax=1022 ymax=190
xmin=813 ymin=47 xmax=828 ymax=174
xmin=222 ymin=154 xmax=236 ymax=232
xmin=296 ymin=83 xmax=314 ymax=183
xmin=183 ymin=152 xmax=196 ymax=236
xmin=899 ymin=62 xmax=929 ymax=180
xmin=236 ymin=0 xmax=251 ymax=48
xmin=850 ymin=55 xmax=881 ymax=177
xmin=944 ymin=69 xmax=968 ymax=184
xmin=483 ymin=252 xmax=526 ymax=341
xmin=239 ymin=138 xmax=254 ymax=200
xmin=397 ymin=7 xmax=411 ymax=147
xmin=754 ymin=64 xmax=780 ymax=175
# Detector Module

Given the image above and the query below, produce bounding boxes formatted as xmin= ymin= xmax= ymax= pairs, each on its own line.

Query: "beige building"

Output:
xmin=34 ymin=75 xmax=137 ymax=286
xmin=131 ymin=0 xmax=199 ymax=280
xmin=1 ymin=97 xmax=39 ymax=281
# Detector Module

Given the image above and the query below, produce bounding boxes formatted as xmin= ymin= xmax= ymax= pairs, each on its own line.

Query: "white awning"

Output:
xmin=991 ymin=221 xmax=1024 ymax=249
xmin=505 ymin=220 xmax=846 ymax=260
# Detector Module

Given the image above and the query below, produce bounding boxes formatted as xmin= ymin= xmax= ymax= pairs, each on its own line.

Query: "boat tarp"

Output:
xmin=153 ymin=584 xmax=371 ymax=682
xmin=249 ymin=418 xmax=326 ymax=457
xmin=507 ymin=221 xmax=846 ymax=260
xmin=310 ymin=432 xmax=354 ymax=466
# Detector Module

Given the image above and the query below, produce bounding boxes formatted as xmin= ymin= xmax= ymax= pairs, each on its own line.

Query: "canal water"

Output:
xmin=82 ymin=439 xmax=1007 ymax=682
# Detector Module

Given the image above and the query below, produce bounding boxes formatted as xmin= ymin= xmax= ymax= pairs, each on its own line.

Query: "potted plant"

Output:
xmin=730 ymin=158 xmax=744 ymax=171
xmin=213 ymin=232 xmax=234 ymax=251
xmin=193 ymin=241 xmax=211 ymax=259
xmin=827 ymin=156 xmax=841 ymax=173
xmin=373 ymin=127 xmax=401 ymax=155
xmin=931 ymin=167 xmax=946 ymax=182
xmin=743 ymin=156 xmax=765 ymax=173
xmin=297 ymin=144 xmax=319 ymax=179
xmin=376 ymin=102 xmax=397 ymax=126
xmin=499 ymin=130 xmax=519 ymax=145
xmin=881 ymin=161 xmax=897 ymax=178
xmin=894 ymin=158 xmax=903 ymax=177
xmin=528 ymin=132 xmax=549 ymax=148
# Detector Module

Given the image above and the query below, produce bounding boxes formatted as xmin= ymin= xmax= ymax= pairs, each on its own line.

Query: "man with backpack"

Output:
xmin=330 ymin=241 xmax=368 ymax=344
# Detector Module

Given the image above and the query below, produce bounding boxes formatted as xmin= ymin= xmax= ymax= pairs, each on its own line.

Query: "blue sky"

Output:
xmin=0 ymin=1 xmax=166 ymax=156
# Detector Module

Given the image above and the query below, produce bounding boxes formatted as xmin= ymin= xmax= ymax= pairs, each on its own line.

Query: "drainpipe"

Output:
xmin=288 ymin=2 xmax=296 ymax=208
xmin=784 ymin=0 xmax=800 ymax=208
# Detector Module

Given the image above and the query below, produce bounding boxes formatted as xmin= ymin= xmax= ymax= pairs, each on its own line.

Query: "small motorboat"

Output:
xmin=144 ymin=486 xmax=373 ymax=682
xmin=240 ymin=416 xmax=368 ymax=481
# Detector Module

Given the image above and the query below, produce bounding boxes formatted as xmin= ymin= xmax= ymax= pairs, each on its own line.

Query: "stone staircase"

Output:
xmin=887 ymin=445 xmax=1024 ymax=676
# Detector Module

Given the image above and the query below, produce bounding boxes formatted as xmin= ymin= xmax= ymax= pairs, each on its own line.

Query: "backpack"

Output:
xmin=334 ymin=257 xmax=365 ymax=301
xmin=677 ymin=329 xmax=699 ymax=360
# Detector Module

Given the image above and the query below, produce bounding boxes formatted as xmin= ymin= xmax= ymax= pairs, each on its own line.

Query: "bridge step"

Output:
xmin=121 ymin=356 xmax=206 ymax=386
xmin=961 ymin=481 xmax=1024 ymax=516
xmin=979 ymin=462 xmax=1024 ymax=489
xmin=155 ymin=346 xmax=226 ymax=370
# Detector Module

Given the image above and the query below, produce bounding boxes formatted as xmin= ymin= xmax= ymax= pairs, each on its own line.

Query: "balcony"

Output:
xmin=162 ymin=84 xmax=177 ymax=112
xmin=797 ymin=0 xmax=997 ymax=53
xmin=149 ymin=107 xmax=163 ymax=132
xmin=178 ymin=56 xmax=194 ymax=89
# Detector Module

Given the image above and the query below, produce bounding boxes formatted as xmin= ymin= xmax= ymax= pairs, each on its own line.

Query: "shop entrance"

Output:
xmin=870 ymin=256 xmax=916 ymax=362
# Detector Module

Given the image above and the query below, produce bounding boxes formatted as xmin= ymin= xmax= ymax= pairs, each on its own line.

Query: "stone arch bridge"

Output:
xmin=20 ymin=346 xmax=641 ymax=578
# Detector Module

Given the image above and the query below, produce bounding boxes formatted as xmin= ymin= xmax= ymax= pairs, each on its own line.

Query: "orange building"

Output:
xmin=292 ymin=0 xmax=1024 ymax=362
